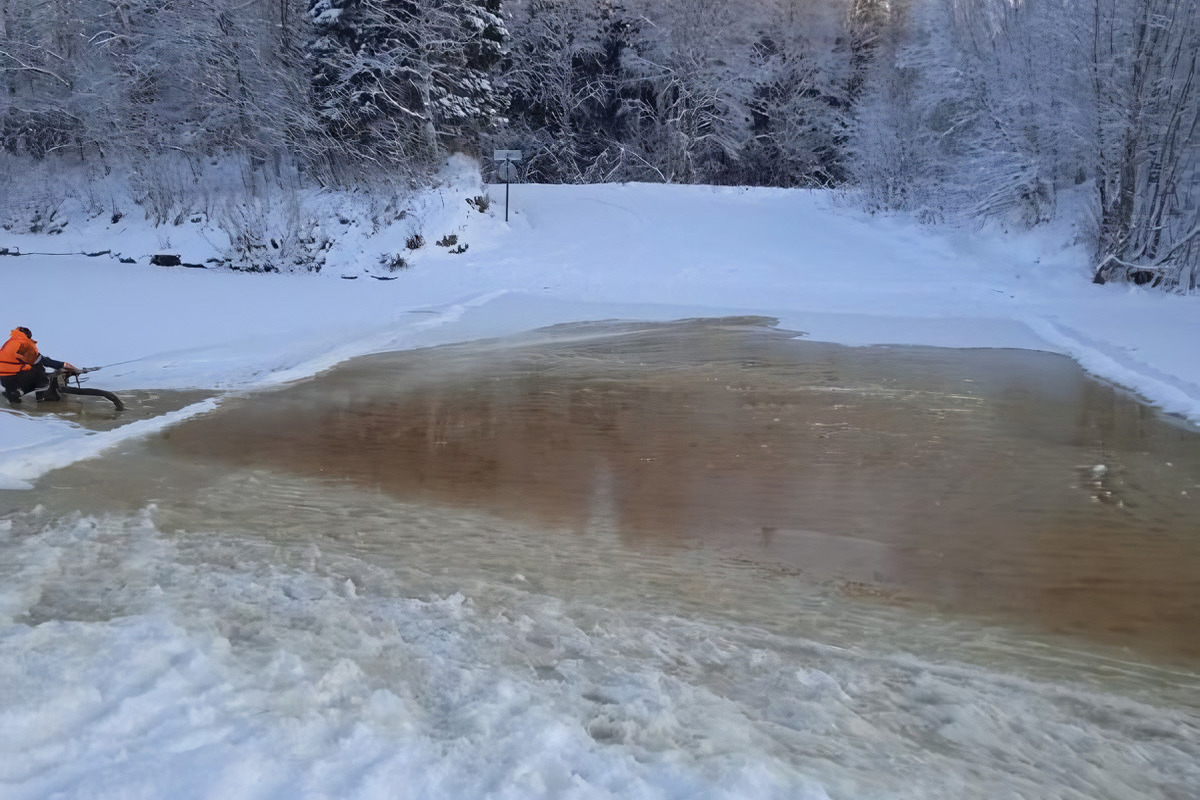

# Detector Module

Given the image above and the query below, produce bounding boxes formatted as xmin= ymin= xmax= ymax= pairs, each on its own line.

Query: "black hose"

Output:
xmin=61 ymin=385 xmax=125 ymax=411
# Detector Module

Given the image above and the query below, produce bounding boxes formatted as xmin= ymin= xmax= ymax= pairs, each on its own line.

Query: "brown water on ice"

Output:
xmin=142 ymin=318 xmax=1200 ymax=665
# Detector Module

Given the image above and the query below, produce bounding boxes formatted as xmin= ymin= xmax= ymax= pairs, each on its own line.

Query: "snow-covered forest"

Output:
xmin=1 ymin=0 xmax=1196 ymax=288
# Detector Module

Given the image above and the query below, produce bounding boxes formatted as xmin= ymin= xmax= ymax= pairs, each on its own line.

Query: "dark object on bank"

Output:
xmin=150 ymin=253 xmax=206 ymax=269
xmin=1092 ymin=254 xmax=1163 ymax=287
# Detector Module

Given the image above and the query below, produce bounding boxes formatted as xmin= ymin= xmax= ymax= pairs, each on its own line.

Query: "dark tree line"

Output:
xmin=1 ymin=0 xmax=1196 ymax=287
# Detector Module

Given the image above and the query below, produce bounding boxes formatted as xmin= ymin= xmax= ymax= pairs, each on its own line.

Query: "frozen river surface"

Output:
xmin=2 ymin=319 xmax=1198 ymax=799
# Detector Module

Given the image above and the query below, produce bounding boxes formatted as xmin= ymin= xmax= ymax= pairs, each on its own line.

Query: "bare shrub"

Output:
xmin=379 ymin=253 xmax=409 ymax=271
xmin=216 ymin=190 xmax=326 ymax=273
xmin=129 ymin=153 xmax=203 ymax=226
xmin=0 ymin=156 xmax=73 ymax=232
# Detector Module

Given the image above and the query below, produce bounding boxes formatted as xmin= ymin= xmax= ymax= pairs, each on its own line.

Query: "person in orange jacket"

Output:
xmin=1 ymin=327 xmax=81 ymax=404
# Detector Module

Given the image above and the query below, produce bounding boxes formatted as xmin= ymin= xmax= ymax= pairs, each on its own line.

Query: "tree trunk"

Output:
xmin=417 ymin=71 xmax=440 ymax=157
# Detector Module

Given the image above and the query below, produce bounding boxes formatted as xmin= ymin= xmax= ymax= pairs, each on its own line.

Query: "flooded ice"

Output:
xmin=2 ymin=318 xmax=1198 ymax=799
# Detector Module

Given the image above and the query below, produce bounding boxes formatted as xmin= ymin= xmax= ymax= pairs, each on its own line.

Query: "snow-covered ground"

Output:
xmin=3 ymin=158 xmax=1199 ymax=799
xmin=2 ymin=155 xmax=1198 ymax=488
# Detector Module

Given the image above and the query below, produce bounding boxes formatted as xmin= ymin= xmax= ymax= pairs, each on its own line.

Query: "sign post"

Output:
xmin=493 ymin=149 xmax=522 ymax=222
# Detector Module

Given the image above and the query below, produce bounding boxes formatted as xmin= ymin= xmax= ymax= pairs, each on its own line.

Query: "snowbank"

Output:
xmin=2 ymin=156 xmax=1197 ymax=488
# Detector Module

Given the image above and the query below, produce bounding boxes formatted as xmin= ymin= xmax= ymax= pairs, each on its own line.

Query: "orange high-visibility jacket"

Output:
xmin=0 ymin=329 xmax=41 ymax=376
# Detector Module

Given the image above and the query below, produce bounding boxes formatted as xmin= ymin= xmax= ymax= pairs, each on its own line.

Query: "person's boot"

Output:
xmin=3 ymin=387 xmax=21 ymax=404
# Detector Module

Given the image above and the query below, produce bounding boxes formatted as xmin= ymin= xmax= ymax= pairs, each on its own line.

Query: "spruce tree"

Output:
xmin=307 ymin=0 xmax=506 ymax=163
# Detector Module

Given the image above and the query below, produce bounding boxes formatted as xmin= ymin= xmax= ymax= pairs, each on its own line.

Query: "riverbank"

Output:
xmin=2 ymin=156 xmax=1198 ymax=488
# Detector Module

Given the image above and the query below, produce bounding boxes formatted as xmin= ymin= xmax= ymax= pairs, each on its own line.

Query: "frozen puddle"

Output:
xmin=2 ymin=318 xmax=1198 ymax=799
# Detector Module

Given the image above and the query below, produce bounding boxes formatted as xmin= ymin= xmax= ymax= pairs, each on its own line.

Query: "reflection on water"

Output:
xmin=144 ymin=318 xmax=1200 ymax=665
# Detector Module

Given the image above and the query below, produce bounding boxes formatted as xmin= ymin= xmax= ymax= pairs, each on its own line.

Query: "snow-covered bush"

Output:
xmin=216 ymin=191 xmax=328 ymax=273
xmin=0 ymin=156 xmax=105 ymax=234
xmin=379 ymin=252 xmax=410 ymax=271
xmin=129 ymin=155 xmax=204 ymax=227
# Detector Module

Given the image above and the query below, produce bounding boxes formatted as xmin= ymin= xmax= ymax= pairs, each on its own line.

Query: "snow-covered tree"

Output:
xmin=307 ymin=0 xmax=506 ymax=164
xmin=0 ymin=0 xmax=1194 ymax=288
xmin=499 ymin=0 xmax=594 ymax=180
xmin=625 ymin=0 xmax=755 ymax=183
xmin=740 ymin=0 xmax=857 ymax=186
xmin=500 ymin=0 xmax=863 ymax=186
xmin=0 ymin=0 xmax=82 ymax=157
xmin=946 ymin=0 xmax=1088 ymax=226
xmin=438 ymin=0 xmax=507 ymax=144
xmin=499 ymin=0 xmax=645 ymax=181
xmin=1085 ymin=0 xmax=1199 ymax=287
xmin=844 ymin=0 xmax=948 ymax=216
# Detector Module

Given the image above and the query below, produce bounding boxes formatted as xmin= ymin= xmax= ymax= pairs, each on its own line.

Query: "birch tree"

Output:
xmin=1088 ymin=0 xmax=1199 ymax=287
xmin=938 ymin=0 xmax=1089 ymax=226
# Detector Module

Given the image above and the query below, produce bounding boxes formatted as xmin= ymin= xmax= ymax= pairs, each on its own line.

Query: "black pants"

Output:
xmin=1 ymin=364 xmax=49 ymax=399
